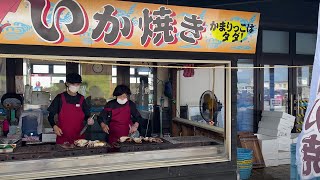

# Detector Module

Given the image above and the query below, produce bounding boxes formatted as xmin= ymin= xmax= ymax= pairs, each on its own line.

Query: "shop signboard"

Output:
xmin=0 ymin=0 xmax=260 ymax=54
xmin=296 ymin=4 xmax=320 ymax=179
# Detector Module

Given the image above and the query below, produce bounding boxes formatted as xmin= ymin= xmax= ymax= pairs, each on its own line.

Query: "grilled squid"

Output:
xmin=133 ymin=137 xmax=142 ymax=143
xmin=74 ymin=139 xmax=88 ymax=147
xmin=119 ymin=136 xmax=132 ymax=143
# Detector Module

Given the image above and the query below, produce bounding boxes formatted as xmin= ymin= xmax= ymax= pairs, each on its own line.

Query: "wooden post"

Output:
xmin=6 ymin=58 xmax=23 ymax=93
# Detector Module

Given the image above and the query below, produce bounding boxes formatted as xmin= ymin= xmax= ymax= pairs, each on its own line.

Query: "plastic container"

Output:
xmin=237 ymin=148 xmax=253 ymax=180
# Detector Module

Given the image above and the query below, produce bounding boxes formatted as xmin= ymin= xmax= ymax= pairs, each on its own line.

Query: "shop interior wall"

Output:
xmin=179 ymin=67 xmax=225 ymax=113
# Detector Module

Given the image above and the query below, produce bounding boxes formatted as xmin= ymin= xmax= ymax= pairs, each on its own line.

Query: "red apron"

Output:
xmin=105 ymin=102 xmax=132 ymax=144
xmin=56 ymin=93 xmax=85 ymax=144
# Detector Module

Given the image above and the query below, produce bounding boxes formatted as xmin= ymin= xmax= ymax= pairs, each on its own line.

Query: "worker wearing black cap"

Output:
xmin=47 ymin=73 xmax=94 ymax=145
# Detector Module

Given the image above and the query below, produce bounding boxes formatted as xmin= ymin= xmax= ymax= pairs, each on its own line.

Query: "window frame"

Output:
xmin=0 ymin=56 xmax=232 ymax=179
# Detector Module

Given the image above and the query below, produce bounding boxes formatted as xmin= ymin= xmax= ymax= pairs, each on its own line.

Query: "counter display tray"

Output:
xmin=0 ymin=136 xmax=221 ymax=162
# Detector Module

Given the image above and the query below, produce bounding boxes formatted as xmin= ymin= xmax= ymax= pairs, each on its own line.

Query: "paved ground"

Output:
xmin=250 ymin=165 xmax=290 ymax=180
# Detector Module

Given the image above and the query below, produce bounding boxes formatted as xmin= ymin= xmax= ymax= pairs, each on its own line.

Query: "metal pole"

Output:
xmin=160 ymin=96 xmax=164 ymax=138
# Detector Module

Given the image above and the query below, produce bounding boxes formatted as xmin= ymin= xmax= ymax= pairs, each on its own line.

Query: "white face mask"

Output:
xmin=69 ymin=85 xmax=80 ymax=93
xmin=117 ymin=98 xmax=128 ymax=105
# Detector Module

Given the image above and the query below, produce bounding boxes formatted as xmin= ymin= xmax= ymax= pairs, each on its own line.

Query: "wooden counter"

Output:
xmin=172 ymin=118 xmax=225 ymax=143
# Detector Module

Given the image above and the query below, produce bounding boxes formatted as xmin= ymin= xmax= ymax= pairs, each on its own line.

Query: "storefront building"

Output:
xmin=0 ymin=0 xmax=317 ymax=180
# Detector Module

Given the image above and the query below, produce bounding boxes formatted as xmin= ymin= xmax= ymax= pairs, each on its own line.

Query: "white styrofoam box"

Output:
xmin=262 ymin=111 xmax=295 ymax=121
xmin=258 ymin=128 xmax=291 ymax=137
xmin=258 ymin=120 xmax=294 ymax=130
xmin=277 ymin=136 xmax=292 ymax=145
xmin=279 ymin=142 xmax=291 ymax=151
xmin=255 ymin=134 xmax=276 ymax=140
xmin=278 ymin=158 xmax=290 ymax=165
xmin=256 ymin=134 xmax=278 ymax=160
xmin=260 ymin=116 xmax=295 ymax=127
xmin=264 ymin=159 xmax=279 ymax=167
xmin=278 ymin=150 xmax=290 ymax=159
xmin=42 ymin=133 xmax=56 ymax=143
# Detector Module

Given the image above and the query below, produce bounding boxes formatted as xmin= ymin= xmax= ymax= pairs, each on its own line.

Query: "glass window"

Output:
xmin=130 ymin=68 xmax=135 ymax=75
xmin=112 ymin=77 xmax=117 ymax=84
xmin=294 ymin=66 xmax=312 ymax=133
xmin=296 ymin=33 xmax=317 ymax=55
xmin=130 ymin=77 xmax=137 ymax=83
xmin=53 ymin=65 xmax=66 ymax=74
xmin=263 ymin=30 xmax=289 ymax=53
xmin=52 ymin=76 xmax=66 ymax=84
xmin=264 ymin=65 xmax=289 ymax=113
xmin=138 ymin=72 xmax=149 ymax=75
xmin=33 ymin=65 xmax=49 ymax=74
xmin=23 ymin=60 xmax=66 ymax=103
xmin=237 ymin=59 xmax=254 ymax=132
xmin=112 ymin=66 xmax=117 ymax=76
xmin=81 ymin=64 xmax=116 ymax=101
xmin=130 ymin=66 xmax=154 ymax=111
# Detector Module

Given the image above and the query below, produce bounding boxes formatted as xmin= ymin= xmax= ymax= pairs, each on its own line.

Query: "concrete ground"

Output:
xmin=249 ymin=165 xmax=290 ymax=180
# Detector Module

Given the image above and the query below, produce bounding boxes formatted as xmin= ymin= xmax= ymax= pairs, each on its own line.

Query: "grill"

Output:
xmin=117 ymin=136 xmax=220 ymax=152
xmin=0 ymin=144 xmax=110 ymax=162
xmin=0 ymin=136 xmax=221 ymax=162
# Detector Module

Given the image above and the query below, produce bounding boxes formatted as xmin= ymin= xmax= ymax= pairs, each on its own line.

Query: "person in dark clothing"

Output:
xmin=98 ymin=85 xmax=143 ymax=144
xmin=48 ymin=73 xmax=94 ymax=144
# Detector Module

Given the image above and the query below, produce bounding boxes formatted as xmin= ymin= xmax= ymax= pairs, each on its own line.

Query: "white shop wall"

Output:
xmin=179 ymin=67 xmax=225 ymax=106
xmin=214 ymin=66 xmax=225 ymax=105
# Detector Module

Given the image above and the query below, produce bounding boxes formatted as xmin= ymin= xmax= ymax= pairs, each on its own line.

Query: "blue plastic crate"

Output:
xmin=291 ymin=165 xmax=297 ymax=179
xmin=291 ymin=143 xmax=297 ymax=152
xmin=237 ymin=148 xmax=253 ymax=180
xmin=239 ymin=168 xmax=252 ymax=180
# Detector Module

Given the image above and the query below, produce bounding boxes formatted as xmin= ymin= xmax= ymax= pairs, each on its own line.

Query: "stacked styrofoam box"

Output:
xmin=258 ymin=111 xmax=295 ymax=138
xmin=257 ymin=111 xmax=296 ymax=166
xmin=256 ymin=134 xmax=279 ymax=167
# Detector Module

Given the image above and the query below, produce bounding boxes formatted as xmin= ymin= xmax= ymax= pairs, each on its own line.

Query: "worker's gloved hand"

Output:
xmin=87 ymin=117 xmax=94 ymax=125
xmin=53 ymin=125 xmax=63 ymax=136
xmin=129 ymin=123 xmax=139 ymax=134
xmin=101 ymin=122 xmax=109 ymax=134
xmin=209 ymin=120 xmax=214 ymax=126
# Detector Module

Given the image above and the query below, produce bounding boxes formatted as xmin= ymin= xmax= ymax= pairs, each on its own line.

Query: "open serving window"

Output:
xmin=0 ymin=56 xmax=232 ymax=179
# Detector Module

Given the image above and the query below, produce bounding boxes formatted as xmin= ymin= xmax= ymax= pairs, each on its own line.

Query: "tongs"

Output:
xmin=80 ymin=114 xmax=95 ymax=135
